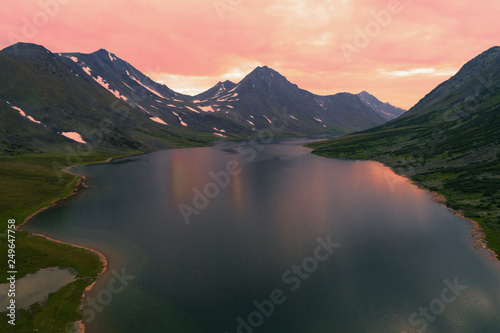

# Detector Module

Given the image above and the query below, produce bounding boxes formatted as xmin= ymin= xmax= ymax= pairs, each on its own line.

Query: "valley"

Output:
xmin=1 ymin=43 xmax=499 ymax=332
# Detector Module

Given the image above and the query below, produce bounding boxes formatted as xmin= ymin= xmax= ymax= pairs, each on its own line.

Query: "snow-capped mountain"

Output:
xmin=0 ymin=43 xmax=209 ymax=154
xmin=191 ymin=66 xmax=394 ymax=133
xmin=0 ymin=42 xmax=406 ymax=154
xmin=60 ymin=49 xmax=405 ymax=135
xmin=59 ymin=49 xmax=250 ymax=137
xmin=193 ymin=80 xmax=237 ymax=101
xmin=357 ymin=91 xmax=406 ymax=120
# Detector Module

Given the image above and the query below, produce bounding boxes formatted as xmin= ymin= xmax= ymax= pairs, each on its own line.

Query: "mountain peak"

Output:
xmin=244 ymin=66 xmax=285 ymax=83
xmin=471 ymin=46 xmax=500 ymax=63
xmin=409 ymin=45 xmax=500 ymax=113
xmin=250 ymin=65 xmax=276 ymax=74
xmin=484 ymin=46 xmax=500 ymax=54
xmin=193 ymin=79 xmax=236 ymax=100
xmin=92 ymin=48 xmax=118 ymax=61
xmin=357 ymin=91 xmax=406 ymax=119
xmin=218 ymin=80 xmax=236 ymax=91
xmin=94 ymin=48 xmax=109 ymax=54
xmin=456 ymin=46 xmax=500 ymax=74
xmin=217 ymin=79 xmax=236 ymax=87
xmin=1 ymin=42 xmax=52 ymax=57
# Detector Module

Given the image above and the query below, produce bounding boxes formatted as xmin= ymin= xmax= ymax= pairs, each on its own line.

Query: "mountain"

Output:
xmin=61 ymin=48 xmax=183 ymax=101
xmin=0 ymin=42 xmax=406 ymax=153
xmin=308 ymin=46 xmax=500 ymax=258
xmin=59 ymin=51 xmax=404 ymax=136
xmin=0 ymin=43 xmax=208 ymax=155
xmin=357 ymin=91 xmax=406 ymax=120
xmin=190 ymin=66 xmax=397 ymax=134
xmin=194 ymin=80 xmax=237 ymax=101
xmin=59 ymin=49 xmax=252 ymax=137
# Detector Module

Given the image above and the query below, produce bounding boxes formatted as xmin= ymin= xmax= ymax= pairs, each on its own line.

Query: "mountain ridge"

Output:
xmin=0 ymin=43 xmax=210 ymax=154
xmin=55 ymin=44 xmax=406 ymax=135
xmin=308 ymin=45 xmax=500 ymax=258
xmin=0 ymin=42 xmax=407 ymax=154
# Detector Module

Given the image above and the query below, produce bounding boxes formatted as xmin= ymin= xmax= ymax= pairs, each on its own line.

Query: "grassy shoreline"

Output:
xmin=307 ymin=145 xmax=500 ymax=261
xmin=0 ymin=152 xmax=148 ymax=332
xmin=0 ymin=133 xmax=301 ymax=331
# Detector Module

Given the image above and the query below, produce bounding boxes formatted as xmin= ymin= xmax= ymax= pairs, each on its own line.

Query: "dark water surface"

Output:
xmin=26 ymin=139 xmax=500 ymax=333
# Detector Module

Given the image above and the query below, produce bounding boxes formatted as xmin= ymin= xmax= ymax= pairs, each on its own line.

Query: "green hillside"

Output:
xmin=0 ymin=43 xmax=210 ymax=155
xmin=308 ymin=47 xmax=500 ymax=258
xmin=0 ymin=44 xmax=211 ymax=332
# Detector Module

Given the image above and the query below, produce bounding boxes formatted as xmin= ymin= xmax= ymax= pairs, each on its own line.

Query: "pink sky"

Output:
xmin=2 ymin=0 xmax=499 ymax=109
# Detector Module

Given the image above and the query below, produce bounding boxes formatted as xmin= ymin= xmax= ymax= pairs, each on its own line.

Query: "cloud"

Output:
xmin=377 ymin=67 xmax=458 ymax=78
xmin=148 ymin=60 xmax=262 ymax=95
xmin=1 ymin=0 xmax=499 ymax=109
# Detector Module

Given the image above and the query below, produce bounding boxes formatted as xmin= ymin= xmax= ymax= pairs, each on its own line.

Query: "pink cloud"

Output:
xmin=1 ymin=0 xmax=499 ymax=109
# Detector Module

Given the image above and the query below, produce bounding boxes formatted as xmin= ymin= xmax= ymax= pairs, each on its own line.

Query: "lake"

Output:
xmin=25 ymin=138 xmax=500 ymax=333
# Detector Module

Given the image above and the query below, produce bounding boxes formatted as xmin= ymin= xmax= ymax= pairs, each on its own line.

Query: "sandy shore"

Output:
xmin=16 ymin=159 xmax=116 ymax=333
xmin=28 ymin=233 xmax=109 ymax=333
xmin=15 ymin=151 xmax=158 ymax=332
xmin=377 ymin=160 xmax=499 ymax=262
xmin=454 ymin=211 xmax=498 ymax=260
xmin=429 ymin=190 xmax=498 ymax=261
xmin=17 ymin=169 xmax=87 ymax=230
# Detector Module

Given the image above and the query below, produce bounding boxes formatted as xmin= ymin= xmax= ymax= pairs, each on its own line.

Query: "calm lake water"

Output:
xmin=26 ymin=139 xmax=500 ymax=333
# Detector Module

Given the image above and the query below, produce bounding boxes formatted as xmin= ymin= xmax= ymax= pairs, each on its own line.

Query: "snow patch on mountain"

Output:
xmin=150 ymin=117 xmax=167 ymax=125
xmin=93 ymin=76 xmax=128 ymax=101
xmin=199 ymin=105 xmax=215 ymax=112
xmin=316 ymin=101 xmax=328 ymax=111
xmin=171 ymin=111 xmax=187 ymax=126
xmin=137 ymin=105 xmax=150 ymax=114
xmin=123 ymin=82 xmax=133 ymax=90
xmin=130 ymin=76 xmax=166 ymax=99
xmin=185 ymin=106 xmax=200 ymax=113
xmin=7 ymin=102 xmax=42 ymax=125
xmin=60 ymin=132 xmax=86 ymax=144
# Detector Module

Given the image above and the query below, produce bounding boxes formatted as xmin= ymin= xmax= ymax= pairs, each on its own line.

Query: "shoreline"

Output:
xmin=17 ymin=166 xmax=87 ymax=230
xmin=379 ymin=160 xmax=499 ymax=262
xmin=384 ymin=163 xmax=499 ymax=262
xmin=16 ymin=154 xmax=136 ymax=333
xmin=415 ymin=183 xmax=498 ymax=262
xmin=310 ymin=151 xmax=499 ymax=263
xmin=28 ymin=233 xmax=109 ymax=333
xmin=342 ymin=154 xmax=500 ymax=263
xmin=452 ymin=210 xmax=498 ymax=261
xmin=16 ymin=143 xmax=498 ymax=332
xmin=309 ymin=143 xmax=500 ymax=262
